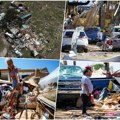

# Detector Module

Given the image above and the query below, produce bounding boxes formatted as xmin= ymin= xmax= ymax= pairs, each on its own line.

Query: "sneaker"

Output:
xmin=82 ymin=114 xmax=87 ymax=117
xmin=85 ymin=113 xmax=90 ymax=116
xmin=82 ymin=113 xmax=90 ymax=117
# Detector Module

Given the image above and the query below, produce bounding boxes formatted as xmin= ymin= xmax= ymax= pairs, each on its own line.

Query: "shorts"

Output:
xmin=12 ymin=80 xmax=18 ymax=88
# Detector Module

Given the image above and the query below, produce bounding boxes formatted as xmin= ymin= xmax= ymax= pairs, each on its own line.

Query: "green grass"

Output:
xmin=0 ymin=1 xmax=65 ymax=59
xmin=0 ymin=37 xmax=5 ymax=52
xmin=23 ymin=1 xmax=65 ymax=59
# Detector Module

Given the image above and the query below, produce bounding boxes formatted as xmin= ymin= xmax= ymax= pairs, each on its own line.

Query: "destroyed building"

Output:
xmin=0 ymin=67 xmax=58 ymax=119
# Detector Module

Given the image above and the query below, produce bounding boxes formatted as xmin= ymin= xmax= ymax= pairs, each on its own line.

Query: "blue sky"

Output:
xmin=0 ymin=58 xmax=60 ymax=73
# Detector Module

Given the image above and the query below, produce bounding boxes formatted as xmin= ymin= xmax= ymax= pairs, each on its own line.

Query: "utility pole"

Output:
xmin=63 ymin=61 xmax=67 ymax=65
xmin=104 ymin=62 xmax=110 ymax=73
xmin=99 ymin=5 xmax=102 ymax=27
xmin=73 ymin=61 xmax=76 ymax=66
xmin=99 ymin=1 xmax=107 ymax=28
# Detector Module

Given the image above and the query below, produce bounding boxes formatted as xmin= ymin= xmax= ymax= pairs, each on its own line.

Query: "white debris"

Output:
xmin=25 ymin=34 xmax=31 ymax=40
xmin=14 ymin=49 xmax=23 ymax=57
xmin=34 ymin=50 xmax=39 ymax=56
xmin=0 ymin=13 xmax=5 ymax=21
xmin=69 ymin=50 xmax=77 ymax=57
xmin=35 ymin=41 xmax=40 ymax=45
xmin=5 ymin=32 xmax=14 ymax=38
xmin=10 ymin=28 xmax=19 ymax=35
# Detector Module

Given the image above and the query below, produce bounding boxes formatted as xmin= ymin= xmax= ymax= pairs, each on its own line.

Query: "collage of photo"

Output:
xmin=0 ymin=0 xmax=120 ymax=120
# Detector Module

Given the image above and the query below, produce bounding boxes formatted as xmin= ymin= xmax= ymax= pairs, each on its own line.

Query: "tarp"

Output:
xmin=114 ymin=77 xmax=120 ymax=84
xmin=38 ymin=67 xmax=59 ymax=90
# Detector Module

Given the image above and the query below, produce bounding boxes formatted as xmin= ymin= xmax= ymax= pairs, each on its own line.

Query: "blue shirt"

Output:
xmin=81 ymin=75 xmax=93 ymax=94
xmin=102 ymin=32 xmax=107 ymax=41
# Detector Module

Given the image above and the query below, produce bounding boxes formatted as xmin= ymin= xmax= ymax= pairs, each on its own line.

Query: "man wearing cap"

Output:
xmin=81 ymin=66 xmax=93 ymax=116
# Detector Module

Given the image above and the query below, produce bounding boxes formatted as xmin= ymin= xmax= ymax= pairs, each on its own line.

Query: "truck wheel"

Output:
xmin=77 ymin=47 xmax=84 ymax=53
xmin=62 ymin=48 xmax=65 ymax=52
xmin=84 ymin=48 xmax=88 ymax=53
xmin=112 ymin=48 xmax=117 ymax=52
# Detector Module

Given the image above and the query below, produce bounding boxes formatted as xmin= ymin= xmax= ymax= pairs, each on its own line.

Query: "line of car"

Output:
xmin=62 ymin=26 xmax=120 ymax=52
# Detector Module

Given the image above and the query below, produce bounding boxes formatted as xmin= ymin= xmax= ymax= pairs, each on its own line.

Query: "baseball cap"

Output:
xmin=85 ymin=66 xmax=93 ymax=72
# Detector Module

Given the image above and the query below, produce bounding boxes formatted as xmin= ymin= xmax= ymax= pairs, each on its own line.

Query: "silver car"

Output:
xmin=112 ymin=35 xmax=120 ymax=51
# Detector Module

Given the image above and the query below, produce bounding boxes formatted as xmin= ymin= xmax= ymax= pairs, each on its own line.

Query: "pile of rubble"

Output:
xmin=0 ymin=69 xmax=58 ymax=119
xmin=0 ymin=2 xmax=45 ymax=58
xmin=93 ymin=93 xmax=120 ymax=111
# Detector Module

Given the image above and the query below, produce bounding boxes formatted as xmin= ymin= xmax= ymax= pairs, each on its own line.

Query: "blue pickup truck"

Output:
xmin=84 ymin=27 xmax=101 ymax=43
xmin=58 ymin=65 xmax=115 ymax=90
xmin=57 ymin=65 xmax=119 ymax=107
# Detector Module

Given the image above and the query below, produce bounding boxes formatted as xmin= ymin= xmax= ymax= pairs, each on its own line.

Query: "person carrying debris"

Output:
xmin=102 ymin=30 xmax=107 ymax=51
xmin=6 ymin=58 xmax=22 ymax=94
xmin=97 ymin=30 xmax=103 ymax=41
xmin=81 ymin=66 xmax=93 ymax=117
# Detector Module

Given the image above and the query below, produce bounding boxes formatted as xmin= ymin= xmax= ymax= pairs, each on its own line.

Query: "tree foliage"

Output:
xmin=93 ymin=64 xmax=104 ymax=70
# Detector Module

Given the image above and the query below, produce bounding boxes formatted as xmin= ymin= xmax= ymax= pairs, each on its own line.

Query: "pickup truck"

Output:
xmin=57 ymin=65 xmax=118 ymax=108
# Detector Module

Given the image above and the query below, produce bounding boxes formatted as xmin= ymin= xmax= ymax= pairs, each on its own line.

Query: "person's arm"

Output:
xmin=84 ymin=84 xmax=90 ymax=96
xmin=8 ymin=72 xmax=12 ymax=82
xmin=14 ymin=68 xmax=20 ymax=83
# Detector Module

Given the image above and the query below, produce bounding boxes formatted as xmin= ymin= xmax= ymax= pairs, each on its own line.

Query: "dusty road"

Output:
xmin=61 ymin=44 xmax=120 ymax=62
xmin=55 ymin=109 xmax=120 ymax=119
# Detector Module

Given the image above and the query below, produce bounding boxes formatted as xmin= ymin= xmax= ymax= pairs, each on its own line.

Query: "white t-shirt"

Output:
xmin=97 ymin=31 xmax=103 ymax=40
xmin=81 ymin=75 xmax=93 ymax=94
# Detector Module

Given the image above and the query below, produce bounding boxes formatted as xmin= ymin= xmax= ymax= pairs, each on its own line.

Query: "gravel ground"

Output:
xmin=55 ymin=109 xmax=120 ymax=119
xmin=61 ymin=44 xmax=120 ymax=61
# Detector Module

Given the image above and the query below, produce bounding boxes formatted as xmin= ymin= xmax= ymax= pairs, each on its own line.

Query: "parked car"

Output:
xmin=112 ymin=35 xmax=120 ymax=51
xmin=62 ymin=29 xmax=74 ymax=52
xmin=72 ymin=27 xmax=89 ymax=52
xmin=111 ymin=26 xmax=120 ymax=38
xmin=57 ymin=65 xmax=83 ymax=107
xmin=84 ymin=27 xmax=101 ymax=43
xmin=59 ymin=65 xmax=83 ymax=90
xmin=58 ymin=65 xmax=115 ymax=91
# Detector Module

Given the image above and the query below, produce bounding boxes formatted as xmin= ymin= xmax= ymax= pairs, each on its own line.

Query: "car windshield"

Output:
xmin=64 ymin=31 xmax=74 ymax=38
xmin=85 ymin=28 xmax=99 ymax=32
xmin=79 ymin=32 xmax=85 ymax=38
xmin=59 ymin=66 xmax=83 ymax=77
xmin=114 ymin=28 xmax=120 ymax=32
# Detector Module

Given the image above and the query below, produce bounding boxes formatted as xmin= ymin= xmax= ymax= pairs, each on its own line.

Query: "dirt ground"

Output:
xmin=61 ymin=44 xmax=120 ymax=61
xmin=15 ymin=109 xmax=39 ymax=119
xmin=55 ymin=108 xmax=120 ymax=119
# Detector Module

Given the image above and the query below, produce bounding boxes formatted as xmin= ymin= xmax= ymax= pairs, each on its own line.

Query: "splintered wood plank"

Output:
xmin=15 ymin=109 xmax=35 ymax=119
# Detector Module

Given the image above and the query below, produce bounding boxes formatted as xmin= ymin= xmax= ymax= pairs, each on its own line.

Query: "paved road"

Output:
xmin=63 ymin=54 xmax=120 ymax=62
xmin=63 ymin=55 xmax=95 ymax=61
xmin=61 ymin=44 xmax=120 ymax=62
xmin=103 ymin=56 xmax=120 ymax=62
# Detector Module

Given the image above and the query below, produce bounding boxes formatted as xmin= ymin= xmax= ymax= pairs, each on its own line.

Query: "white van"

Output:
xmin=111 ymin=26 xmax=120 ymax=38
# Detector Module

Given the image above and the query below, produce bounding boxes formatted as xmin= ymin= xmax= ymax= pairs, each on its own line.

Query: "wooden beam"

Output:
xmin=0 ymin=69 xmax=35 ymax=73
xmin=0 ymin=68 xmax=49 ymax=73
